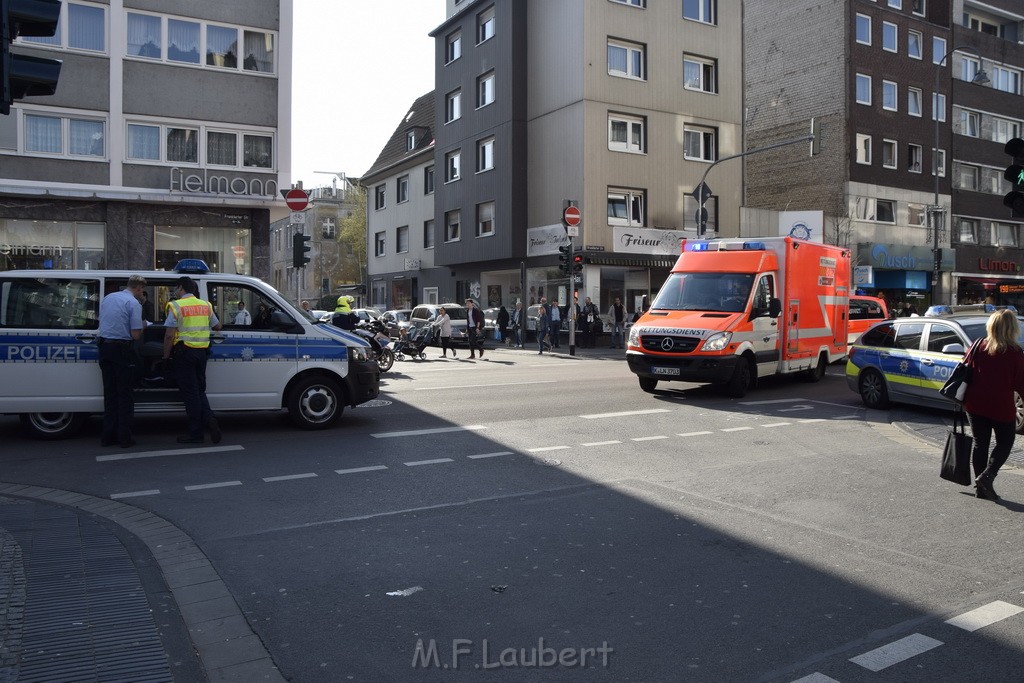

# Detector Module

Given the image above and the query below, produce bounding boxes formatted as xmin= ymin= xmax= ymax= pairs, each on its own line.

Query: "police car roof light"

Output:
xmin=174 ymin=259 xmax=210 ymax=274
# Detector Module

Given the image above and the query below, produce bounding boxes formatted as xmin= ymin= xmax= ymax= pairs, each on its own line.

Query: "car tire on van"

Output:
xmin=20 ymin=413 xmax=87 ymax=440
xmin=287 ymin=375 xmax=343 ymax=429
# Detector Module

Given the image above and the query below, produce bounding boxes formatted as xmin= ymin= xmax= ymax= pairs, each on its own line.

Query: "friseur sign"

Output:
xmin=170 ymin=168 xmax=279 ymax=198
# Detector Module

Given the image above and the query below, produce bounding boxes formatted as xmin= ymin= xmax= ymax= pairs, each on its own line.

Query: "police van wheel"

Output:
xmin=858 ymin=370 xmax=890 ymax=410
xmin=287 ymin=376 xmax=342 ymax=429
xmin=638 ymin=377 xmax=658 ymax=393
xmin=20 ymin=413 xmax=86 ymax=440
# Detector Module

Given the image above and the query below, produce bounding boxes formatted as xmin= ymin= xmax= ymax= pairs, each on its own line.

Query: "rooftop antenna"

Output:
xmin=314 ymin=171 xmax=348 ymax=193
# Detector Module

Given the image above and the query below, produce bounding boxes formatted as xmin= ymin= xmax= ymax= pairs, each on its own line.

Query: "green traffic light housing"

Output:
xmin=292 ymin=232 xmax=312 ymax=268
xmin=1004 ymin=138 xmax=1024 ymax=218
xmin=557 ymin=244 xmax=571 ymax=275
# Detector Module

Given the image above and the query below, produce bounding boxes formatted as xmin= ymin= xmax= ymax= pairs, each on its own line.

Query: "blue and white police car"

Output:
xmin=0 ymin=260 xmax=380 ymax=439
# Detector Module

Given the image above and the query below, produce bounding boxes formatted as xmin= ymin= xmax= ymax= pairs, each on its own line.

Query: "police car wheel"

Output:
xmin=20 ymin=413 xmax=86 ymax=440
xmin=858 ymin=370 xmax=890 ymax=410
xmin=1015 ymin=392 xmax=1024 ymax=435
xmin=287 ymin=376 xmax=342 ymax=429
xmin=639 ymin=377 xmax=658 ymax=393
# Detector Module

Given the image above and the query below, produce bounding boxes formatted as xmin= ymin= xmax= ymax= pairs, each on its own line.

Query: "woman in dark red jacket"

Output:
xmin=963 ymin=309 xmax=1024 ymax=500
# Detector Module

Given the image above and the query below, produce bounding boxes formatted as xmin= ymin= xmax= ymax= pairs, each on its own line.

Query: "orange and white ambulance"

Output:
xmin=626 ymin=237 xmax=851 ymax=397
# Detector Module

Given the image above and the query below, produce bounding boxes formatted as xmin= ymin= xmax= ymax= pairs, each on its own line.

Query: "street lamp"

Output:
xmin=932 ymin=45 xmax=989 ymax=305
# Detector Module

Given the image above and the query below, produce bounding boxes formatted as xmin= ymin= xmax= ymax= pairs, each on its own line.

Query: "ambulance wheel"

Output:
xmin=725 ymin=357 xmax=753 ymax=398
xmin=802 ymin=354 xmax=827 ymax=382
xmin=639 ymin=377 xmax=658 ymax=393
xmin=287 ymin=375 xmax=342 ymax=429
xmin=20 ymin=412 xmax=86 ymax=440
xmin=858 ymin=370 xmax=890 ymax=410
xmin=377 ymin=348 xmax=395 ymax=373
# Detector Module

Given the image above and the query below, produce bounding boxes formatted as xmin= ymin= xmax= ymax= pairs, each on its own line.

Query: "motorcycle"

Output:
xmin=353 ymin=318 xmax=395 ymax=372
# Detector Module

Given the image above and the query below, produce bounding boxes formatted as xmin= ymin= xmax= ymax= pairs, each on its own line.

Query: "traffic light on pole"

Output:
xmin=571 ymin=253 xmax=583 ymax=274
xmin=292 ymin=232 xmax=311 ymax=268
xmin=1004 ymin=137 xmax=1024 ymax=218
xmin=557 ymin=244 xmax=571 ymax=275
xmin=1 ymin=0 xmax=63 ymax=116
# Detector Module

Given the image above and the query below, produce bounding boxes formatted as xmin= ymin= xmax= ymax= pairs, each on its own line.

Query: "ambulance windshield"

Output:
xmin=651 ymin=272 xmax=754 ymax=313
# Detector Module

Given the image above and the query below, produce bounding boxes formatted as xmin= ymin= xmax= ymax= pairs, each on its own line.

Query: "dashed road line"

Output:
xmin=580 ymin=408 xmax=672 ymax=419
xmin=945 ymin=600 xmax=1024 ymax=632
xmin=372 ymin=425 xmax=486 ymax=438
xmin=467 ymin=451 xmax=513 ymax=459
xmin=110 ymin=489 xmax=160 ymax=499
xmin=582 ymin=440 xmax=622 ymax=447
xmin=848 ymin=633 xmax=943 ymax=672
xmin=184 ymin=480 xmax=243 ymax=491
xmin=721 ymin=426 xmax=753 ymax=432
xmin=415 ymin=380 xmax=557 ymax=391
xmin=336 ymin=465 xmax=389 ymax=475
xmin=789 ymin=673 xmax=840 ymax=683
xmin=97 ymin=444 xmax=244 ymax=461
xmin=404 ymin=458 xmax=454 ymax=467
xmin=528 ymin=446 xmax=571 ymax=452
xmin=762 ymin=422 xmax=791 ymax=428
xmin=262 ymin=473 xmax=318 ymax=482
xmin=678 ymin=431 xmax=713 ymax=437
xmin=632 ymin=435 xmax=668 ymax=441
xmin=799 ymin=418 xmax=827 ymax=423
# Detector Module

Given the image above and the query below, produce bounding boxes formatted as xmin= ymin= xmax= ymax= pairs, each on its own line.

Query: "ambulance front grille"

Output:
xmin=640 ymin=335 xmax=700 ymax=353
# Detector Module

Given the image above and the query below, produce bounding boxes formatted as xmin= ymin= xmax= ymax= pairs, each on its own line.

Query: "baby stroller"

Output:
xmin=394 ymin=325 xmax=435 ymax=361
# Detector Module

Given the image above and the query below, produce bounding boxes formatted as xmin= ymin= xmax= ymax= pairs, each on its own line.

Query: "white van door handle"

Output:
xmin=76 ymin=334 xmax=98 ymax=343
xmin=211 ymin=334 xmax=226 ymax=344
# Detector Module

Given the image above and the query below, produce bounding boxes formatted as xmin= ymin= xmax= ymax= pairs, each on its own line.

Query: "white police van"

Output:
xmin=0 ymin=260 xmax=380 ymax=439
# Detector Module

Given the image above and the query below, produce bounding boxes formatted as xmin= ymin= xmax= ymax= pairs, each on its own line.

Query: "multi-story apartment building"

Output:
xmin=0 ymin=1 xmax=292 ymax=280
xmin=371 ymin=0 xmax=742 ymax=315
xmin=745 ymin=0 xmax=1023 ymax=310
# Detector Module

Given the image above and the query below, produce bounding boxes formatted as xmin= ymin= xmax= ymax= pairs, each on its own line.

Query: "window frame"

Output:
xmin=22 ymin=1 xmax=106 ymax=54
xmin=932 ymin=36 xmax=947 ymax=65
xmin=476 ymin=201 xmax=495 ymax=238
xmin=477 ymin=6 xmax=495 ymax=45
xmin=396 ymin=225 xmax=409 ymax=254
xmin=607 ymin=38 xmax=646 ymax=81
xmin=374 ymin=184 xmax=386 ymax=211
xmin=477 ymin=71 xmax=495 ymax=109
xmin=445 ymin=30 xmax=462 ymax=64
xmin=423 ymin=219 xmax=435 ymax=250
xmin=445 ymin=89 xmax=462 ymax=124
xmin=882 ymin=80 xmax=898 ymax=111
xmin=907 ymin=143 xmax=922 ymax=173
xmin=932 ymin=92 xmax=946 ymax=122
xmin=991 ymin=66 xmax=1021 ymax=96
xmin=959 ymin=218 xmax=978 ymax=244
xmin=683 ymin=54 xmax=717 ymax=94
xmin=881 ymin=139 xmax=897 ymax=169
xmin=445 ymin=209 xmax=461 ymax=243
xmin=957 ymin=109 xmax=980 ymax=138
xmin=932 ymin=148 xmax=946 ymax=177
xmin=608 ymin=112 xmax=646 ymax=154
xmin=907 ymin=87 xmax=922 ymax=117
xmin=22 ymin=110 xmax=107 ymax=159
xmin=882 ymin=21 xmax=898 ymax=53
xmin=445 ymin=150 xmax=461 ymax=183
xmin=682 ymin=0 xmax=717 ymax=25
xmin=856 ymin=14 xmax=872 ymax=46
xmin=855 ymin=73 xmax=872 ymax=105
xmin=907 ymin=30 xmax=922 ymax=59
xmin=993 ymin=222 xmax=1019 ymax=248
xmin=477 ymin=137 xmax=495 ymax=173
xmin=424 ymin=166 xmax=435 ymax=195
xmin=374 ymin=231 xmax=386 ymax=257
xmin=396 ymin=175 xmax=409 ymax=204
xmin=856 ymin=133 xmax=872 ymax=165
xmin=607 ymin=188 xmax=646 ymax=227
xmin=683 ymin=125 xmax=717 ymax=162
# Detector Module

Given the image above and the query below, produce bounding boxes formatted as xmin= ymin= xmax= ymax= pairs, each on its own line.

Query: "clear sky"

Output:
xmin=290 ymin=1 xmax=447 ymax=190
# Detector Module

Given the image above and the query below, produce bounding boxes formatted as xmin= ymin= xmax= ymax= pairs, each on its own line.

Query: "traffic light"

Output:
xmin=571 ymin=254 xmax=583 ymax=274
xmin=557 ymin=244 xmax=571 ymax=275
xmin=292 ymin=232 xmax=311 ymax=268
xmin=1 ymin=0 xmax=63 ymax=116
xmin=1004 ymin=137 xmax=1024 ymax=218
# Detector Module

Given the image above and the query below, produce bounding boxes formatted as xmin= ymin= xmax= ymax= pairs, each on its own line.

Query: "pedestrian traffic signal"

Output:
xmin=1 ymin=0 xmax=63 ymax=116
xmin=292 ymin=232 xmax=311 ymax=268
xmin=572 ymin=254 xmax=583 ymax=274
xmin=557 ymin=244 xmax=571 ymax=275
xmin=1004 ymin=138 xmax=1024 ymax=218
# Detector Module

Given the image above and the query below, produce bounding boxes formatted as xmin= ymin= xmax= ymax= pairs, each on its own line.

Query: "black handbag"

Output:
xmin=940 ymin=408 xmax=973 ymax=486
xmin=939 ymin=339 xmax=980 ymax=405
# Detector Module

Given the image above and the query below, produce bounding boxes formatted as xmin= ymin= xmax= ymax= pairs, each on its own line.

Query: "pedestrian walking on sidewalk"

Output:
xmin=608 ymin=297 xmax=627 ymax=349
xmin=536 ymin=304 xmax=550 ymax=354
xmin=511 ymin=301 xmax=524 ymax=347
xmin=434 ymin=307 xmax=455 ymax=358
xmin=466 ymin=298 xmax=486 ymax=359
xmin=964 ymin=309 xmax=1024 ymax=500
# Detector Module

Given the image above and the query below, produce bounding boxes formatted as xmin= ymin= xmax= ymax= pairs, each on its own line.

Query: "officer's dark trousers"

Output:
xmin=99 ymin=341 xmax=137 ymax=443
xmin=173 ymin=345 xmax=213 ymax=438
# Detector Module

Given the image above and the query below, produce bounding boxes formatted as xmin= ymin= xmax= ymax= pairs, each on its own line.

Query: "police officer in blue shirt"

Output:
xmin=97 ymin=274 xmax=147 ymax=447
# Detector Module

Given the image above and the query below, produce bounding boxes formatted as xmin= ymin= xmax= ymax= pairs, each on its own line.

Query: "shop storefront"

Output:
xmin=0 ymin=220 xmax=105 ymax=270
xmin=854 ymin=242 xmax=954 ymax=312
xmin=953 ymin=245 xmax=1024 ymax=309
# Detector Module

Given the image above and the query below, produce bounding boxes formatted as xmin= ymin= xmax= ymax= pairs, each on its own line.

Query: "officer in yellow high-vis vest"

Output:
xmin=162 ymin=276 xmax=223 ymax=444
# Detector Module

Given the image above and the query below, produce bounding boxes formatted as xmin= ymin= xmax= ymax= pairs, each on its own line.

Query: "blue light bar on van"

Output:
xmin=687 ymin=242 xmax=712 ymax=251
xmin=174 ymin=259 xmax=210 ymax=274
xmin=743 ymin=241 xmax=766 ymax=250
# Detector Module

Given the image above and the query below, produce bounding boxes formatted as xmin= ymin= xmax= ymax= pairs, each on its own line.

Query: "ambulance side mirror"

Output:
xmin=768 ymin=298 xmax=782 ymax=318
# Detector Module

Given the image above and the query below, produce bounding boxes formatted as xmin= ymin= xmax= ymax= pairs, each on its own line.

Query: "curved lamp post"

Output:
xmin=932 ymin=45 xmax=989 ymax=304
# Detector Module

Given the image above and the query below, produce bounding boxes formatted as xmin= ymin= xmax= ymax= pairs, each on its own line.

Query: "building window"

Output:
xmin=374 ymin=231 xmax=385 ymax=257
xmin=908 ymin=203 xmax=926 ymax=226
xmin=888 ymin=0 xmax=902 ymax=9
xmin=25 ymin=1 xmax=105 ymax=52
xmin=932 ymin=148 xmax=946 ymax=177
xmin=476 ymin=201 xmax=495 ymax=237
xmin=908 ymin=87 xmax=922 ymax=117
xmin=957 ymin=163 xmax=979 ymax=191
xmin=993 ymin=223 xmax=1018 ymax=248
xmin=477 ymin=71 xmax=495 ymax=108
xmin=396 ymin=226 xmax=409 ymax=254
xmin=124 ymin=13 xmax=275 ymax=74
xmin=856 ymin=74 xmax=872 ymax=105
xmin=932 ymin=36 xmax=947 ymax=64
xmin=127 ymin=13 xmax=161 ymax=57
xmin=876 ymin=200 xmax=895 ymax=223
xmin=242 ymin=134 xmax=272 ymax=168
xmin=882 ymin=22 xmax=897 ymax=52
xmin=607 ymin=39 xmax=645 ymax=80
xmin=991 ymin=66 xmax=1021 ymax=95
xmin=164 ymin=127 xmax=198 ymax=163
xmin=477 ymin=6 xmax=495 ymax=44
xmin=446 ymin=30 xmax=461 ymax=64
xmin=994 ymin=119 xmax=1022 ymax=144
xmin=608 ymin=113 xmax=645 ymax=153
xmin=374 ymin=184 xmax=386 ymax=210
xmin=477 ymin=137 xmax=494 ymax=172
xmin=683 ymin=126 xmax=716 ymax=161
xmin=24 ymin=114 xmax=105 ymax=158
xmin=881 ymin=139 xmax=897 ymax=169
xmin=683 ymin=0 xmax=716 ymax=24
xmin=424 ymin=166 xmax=435 ymax=195
xmin=683 ymin=54 xmax=717 ymax=93
xmin=445 ymin=150 xmax=461 ymax=182
xmin=856 ymin=134 xmax=872 ymax=165
xmin=445 ymin=89 xmax=461 ymax=123
xmin=406 ymin=130 xmax=417 ymax=151
xmin=957 ymin=109 xmax=979 ymax=137
xmin=322 ymin=218 xmax=336 ymax=239
xmin=932 ymin=93 xmax=946 ymax=122
xmin=882 ymin=80 xmax=897 ymax=111
xmin=445 ymin=210 xmax=461 ymax=242
xmin=168 ymin=19 xmax=200 ymax=64
xmin=856 ymin=14 xmax=871 ymax=45
xmin=912 ymin=0 xmax=926 ymax=17
xmin=205 ymin=131 xmax=236 ymax=165
xmin=424 ymin=220 xmax=434 ymax=249
xmin=611 ymin=0 xmax=646 ymax=6
xmin=907 ymin=30 xmax=922 ymax=59
xmin=959 ymin=218 xmax=978 ymax=244
xmin=397 ymin=175 xmax=409 ymax=203
xmin=961 ymin=57 xmax=981 ymax=83
xmin=608 ymin=189 xmax=645 ymax=227
xmin=908 ymin=144 xmax=922 ymax=172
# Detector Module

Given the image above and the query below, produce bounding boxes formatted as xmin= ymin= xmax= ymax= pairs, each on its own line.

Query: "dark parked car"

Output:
xmin=380 ymin=309 xmax=414 ymax=338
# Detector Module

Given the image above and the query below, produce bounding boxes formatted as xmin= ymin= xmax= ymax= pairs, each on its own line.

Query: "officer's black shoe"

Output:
xmin=176 ymin=435 xmax=204 ymax=444
xmin=207 ymin=418 xmax=222 ymax=445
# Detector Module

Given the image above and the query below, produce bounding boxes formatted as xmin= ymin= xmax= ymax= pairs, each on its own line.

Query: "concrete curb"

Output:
xmin=0 ymin=483 xmax=284 ymax=683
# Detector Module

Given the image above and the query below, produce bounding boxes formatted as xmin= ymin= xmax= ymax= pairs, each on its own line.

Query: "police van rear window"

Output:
xmin=0 ymin=278 xmax=100 ymax=330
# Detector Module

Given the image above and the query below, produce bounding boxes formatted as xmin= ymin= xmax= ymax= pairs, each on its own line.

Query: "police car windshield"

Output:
xmin=651 ymin=272 xmax=754 ymax=313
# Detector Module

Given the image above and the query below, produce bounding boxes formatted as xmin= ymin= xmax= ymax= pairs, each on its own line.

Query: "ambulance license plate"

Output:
xmin=652 ymin=366 xmax=680 ymax=376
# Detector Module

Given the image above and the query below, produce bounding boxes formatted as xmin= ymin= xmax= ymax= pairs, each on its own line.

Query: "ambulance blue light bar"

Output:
xmin=174 ymin=259 xmax=210 ymax=274
xmin=685 ymin=241 xmax=767 ymax=252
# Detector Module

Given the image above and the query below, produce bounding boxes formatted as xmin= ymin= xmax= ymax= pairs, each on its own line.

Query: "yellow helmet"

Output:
xmin=335 ymin=295 xmax=352 ymax=312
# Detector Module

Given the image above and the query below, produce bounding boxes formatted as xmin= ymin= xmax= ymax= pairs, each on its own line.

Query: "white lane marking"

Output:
xmin=741 ymin=398 xmax=807 ymax=405
xmin=336 ymin=465 xmax=388 ymax=475
xmin=632 ymin=435 xmax=668 ymax=441
xmin=372 ymin=425 xmax=486 ymax=438
xmin=528 ymin=446 xmax=571 ymax=453
xmin=762 ymin=422 xmax=791 ymax=428
xmin=580 ymin=408 xmax=672 ymax=419
xmin=404 ymin=458 xmax=454 ymax=467
xmin=110 ymin=489 xmax=160 ymax=499
xmin=832 ymin=414 xmax=860 ymax=420
xmin=582 ymin=440 xmax=622 ymax=447
xmin=849 ymin=633 xmax=943 ymax=672
xmin=945 ymin=601 xmax=1024 ymax=632
xmin=262 ymin=473 xmax=318 ymax=482
xmin=678 ymin=431 xmax=713 ymax=437
xmin=414 ymin=380 xmax=556 ymax=391
xmin=799 ymin=419 xmax=827 ymax=423
xmin=386 ymin=586 xmax=424 ymax=597
xmin=97 ymin=444 xmax=244 ymax=462
xmin=185 ymin=481 xmax=242 ymax=491
xmin=721 ymin=427 xmax=753 ymax=432
xmin=778 ymin=406 xmax=813 ymax=412
xmin=789 ymin=674 xmax=841 ymax=683
xmin=467 ymin=451 xmax=513 ymax=459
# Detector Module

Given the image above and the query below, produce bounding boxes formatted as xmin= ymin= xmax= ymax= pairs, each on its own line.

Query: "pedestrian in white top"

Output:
xmin=233 ymin=301 xmax=252 ymax=326
xmin=433 ymin=307 xmax=456 ymax=358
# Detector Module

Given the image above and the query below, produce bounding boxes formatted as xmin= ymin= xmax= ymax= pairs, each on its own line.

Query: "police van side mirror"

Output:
xmin=269 ymin=309 xmax=303 ymax=333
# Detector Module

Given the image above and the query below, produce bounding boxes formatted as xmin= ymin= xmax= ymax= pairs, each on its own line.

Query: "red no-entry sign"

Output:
xmin=285 ymin=188 xmax=309 ymax=211
xmin=563 ymin=205 xmax=581 ymax=226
